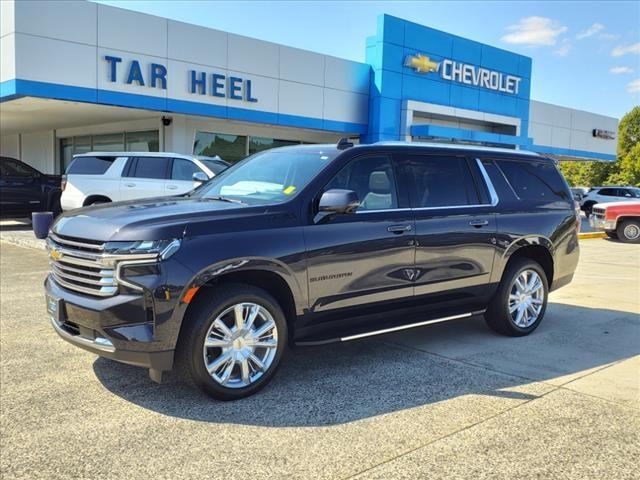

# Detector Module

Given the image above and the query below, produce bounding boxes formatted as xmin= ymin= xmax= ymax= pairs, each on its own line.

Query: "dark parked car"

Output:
xmin=44 ymin=142 xmax=580 ymax=400
xmin=0 ymin=156 xmax=62 ymax=219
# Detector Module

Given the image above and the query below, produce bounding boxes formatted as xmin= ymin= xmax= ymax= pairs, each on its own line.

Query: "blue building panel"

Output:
xmin=366 ymin=14 xmax=533 ymax=146
xmin=451 ymin=37 xmax=483 ymax=65
xmin=449 ymin=84 xmax=480 ymax=111
xmin=403 ymin=22 xmax=454 ymax=58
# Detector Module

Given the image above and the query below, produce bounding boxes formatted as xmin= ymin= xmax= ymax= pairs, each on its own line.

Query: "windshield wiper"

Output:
xmin=202 ymin=195 xmax=247 ymax=205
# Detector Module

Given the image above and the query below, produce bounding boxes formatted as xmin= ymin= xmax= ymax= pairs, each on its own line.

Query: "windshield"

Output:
xmin=190 ymin=147 xmax=338 ymax=205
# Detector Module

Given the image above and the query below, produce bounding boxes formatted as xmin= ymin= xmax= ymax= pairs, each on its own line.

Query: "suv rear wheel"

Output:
xmin=617 ymin=219 xmax=640 ymax=243
xmin=178 ymin=283 xmax=287 ymax=400
xmin=485 ymin=258 xmax=549 ymax=336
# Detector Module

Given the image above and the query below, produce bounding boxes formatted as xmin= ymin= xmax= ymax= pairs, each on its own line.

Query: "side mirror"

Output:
xmin=625 ymin=193 xmax=632 ymax=197
xmin=315 ymin=189 xmax=359 ymax=223
xmin=192 ymin=172 xmax=209 ymax=184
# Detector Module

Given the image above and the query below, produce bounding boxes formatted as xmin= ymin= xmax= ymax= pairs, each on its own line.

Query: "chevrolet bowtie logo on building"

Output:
xmin=404 ymin=52 xmax=522 ymax=95
xmin=404 ymin=53 xmax=440 ymax=73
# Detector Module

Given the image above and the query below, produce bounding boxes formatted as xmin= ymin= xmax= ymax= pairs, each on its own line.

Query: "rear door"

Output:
xmin=166 ymin=158 xmax=205 ymax=195
xmin=304 ymin=153 xmax=416 ymax=319
xmin=119 ymin=156 xmax=170 ymax=201
xmin=403 ymin=153 xmax=498 ymax=307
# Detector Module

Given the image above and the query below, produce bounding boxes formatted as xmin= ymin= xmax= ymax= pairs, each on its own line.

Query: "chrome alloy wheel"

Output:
xmin=202 ymin=302 xmax=278 ymax=389
xmin=623 ymin=223 xmax=640 ymax=241
xmin=508 ymin=269 xmax=545 ymax=328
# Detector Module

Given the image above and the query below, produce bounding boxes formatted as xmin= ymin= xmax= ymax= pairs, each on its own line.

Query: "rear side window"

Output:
xmin=67 ymin=156 xmax=114 ymax=175
xmin=496 ymin=160 xmax=570 ymax=203
xmin=406 ymin=155 xmax=479 ymax=208
xmin=128 ymin=157 xmax=169 ymax=180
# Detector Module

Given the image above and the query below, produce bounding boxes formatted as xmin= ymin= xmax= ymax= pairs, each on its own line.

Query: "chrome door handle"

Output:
xmin=167 ymin=185 xmax=178 ymax=190
xmin=124 ymin=183 xmax=136 ymax=188
xmin=469 ymin=219 xmax=489 ymax=227
xmin=387 ymin=224 xmax=412 ymax=234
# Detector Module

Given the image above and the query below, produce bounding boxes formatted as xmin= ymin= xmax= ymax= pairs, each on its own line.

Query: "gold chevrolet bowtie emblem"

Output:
xmin=404 ymin=53 xmax=439 ymax=73
xmin=50 ymin=248 xmax=62 ymax=261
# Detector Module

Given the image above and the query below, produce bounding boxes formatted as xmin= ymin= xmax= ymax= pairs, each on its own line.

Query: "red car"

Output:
xmin=590 ymin=201 xmax=640 ymax=243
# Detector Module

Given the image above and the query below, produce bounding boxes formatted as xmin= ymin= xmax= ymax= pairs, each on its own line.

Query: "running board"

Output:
xmin=295 ymin=310 xmax=481 ymax=346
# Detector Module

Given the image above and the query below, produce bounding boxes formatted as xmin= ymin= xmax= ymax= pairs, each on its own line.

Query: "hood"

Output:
xmin=595 ymin=200 xmax=640 ymax=209
xmin=52 ymin=196 xmax=262 ymax=241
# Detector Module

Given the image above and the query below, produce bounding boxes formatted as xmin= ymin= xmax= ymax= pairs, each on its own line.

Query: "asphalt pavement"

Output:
xmin=0 ymin=238 xmax=638 ymax=479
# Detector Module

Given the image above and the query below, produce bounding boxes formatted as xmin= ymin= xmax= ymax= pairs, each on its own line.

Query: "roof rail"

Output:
xmin=337 ymin=137 xmax=354 ymax=150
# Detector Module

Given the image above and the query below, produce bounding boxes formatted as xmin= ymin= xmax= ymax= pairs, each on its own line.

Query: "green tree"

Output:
xmin=617 ymin=106 xmax=640 ymax=158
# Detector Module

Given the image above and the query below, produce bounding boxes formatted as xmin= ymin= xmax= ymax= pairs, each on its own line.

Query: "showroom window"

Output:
xmin=59 ymin=130 xmax=159 ymax=172
xmin=249 ymin=137 xmax=299 ymax=155
xmin=193 ymin=132 xmax=247 ymax=163
xmin=193 ymin=131 xmax=305 ymax=164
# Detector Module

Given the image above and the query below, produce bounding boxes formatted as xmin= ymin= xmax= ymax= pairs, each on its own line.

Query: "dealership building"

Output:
xmin=0 ymin=0 xmax=619 ymax=174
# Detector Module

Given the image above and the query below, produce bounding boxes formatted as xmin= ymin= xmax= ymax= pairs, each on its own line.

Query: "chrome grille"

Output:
xmin=592 ymin=207 xmax=605 ymax=219
xmin=47 ymin=233 xmax=117 ymax=297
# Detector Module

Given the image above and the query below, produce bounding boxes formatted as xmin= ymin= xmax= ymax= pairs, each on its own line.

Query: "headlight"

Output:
xmin=104 ymin=238 xmax=181 ymax=260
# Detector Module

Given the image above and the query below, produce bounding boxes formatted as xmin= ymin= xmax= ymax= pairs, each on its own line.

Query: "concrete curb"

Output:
xmin=578 ymin=231 xmax=607 ymax=239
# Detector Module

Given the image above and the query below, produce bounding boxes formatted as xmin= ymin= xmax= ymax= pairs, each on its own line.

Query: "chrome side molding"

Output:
xmin=340 ymin=312 xmax=473 ymax=341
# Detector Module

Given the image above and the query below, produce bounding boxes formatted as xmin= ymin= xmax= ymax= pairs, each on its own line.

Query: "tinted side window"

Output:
xmin=496 ymin=160 xmax=570 ymax=203
xmin=2 ymin=160 xmax=35 ymax=177
xmin=324 ymin=155 xmax=398 ymax=211
xmin=131 ymin=157 xmax=169 ymax=180
xmin=598 ymin=188 xmax=615 ymax=196
xmin=67 ymin=156 xmax=114 ymax=175
xmin=171 ymin=159 xmax=200 ymax=181
xmin=406 ymin=156 xmax=478 ymax=208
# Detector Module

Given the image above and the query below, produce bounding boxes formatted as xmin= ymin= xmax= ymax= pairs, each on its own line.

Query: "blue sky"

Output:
xmin=95 ymin=1 xmax=639 ymax=119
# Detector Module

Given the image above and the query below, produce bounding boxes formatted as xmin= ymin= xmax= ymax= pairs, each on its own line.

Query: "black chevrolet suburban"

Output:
xmin=45 ymin=142 xmax=579 ymax=400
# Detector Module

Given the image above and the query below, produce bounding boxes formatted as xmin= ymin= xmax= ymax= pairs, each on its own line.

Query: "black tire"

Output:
xmin=485 ymin=258 xmax=549 ymax=337
xmin=582 ymin=202 xmax=596 ymax=216
xmin=605 ymin=231 xmax=618 ymax=239
xmin=616 ymin=219 xmax=640 ymax=243
xmin=177 ymin=283 xmax=288 ymax=401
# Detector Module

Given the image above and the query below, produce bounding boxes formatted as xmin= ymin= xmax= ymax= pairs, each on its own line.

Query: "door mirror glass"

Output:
xmin=192 ymin=171 xmax=209 ymax=184
xmin=318 ymin=189 xmax=360 ymax=216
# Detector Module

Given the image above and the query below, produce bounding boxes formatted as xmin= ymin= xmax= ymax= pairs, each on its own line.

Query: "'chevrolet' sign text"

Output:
xmin=405 ymin=54 xmax=522 ymax=95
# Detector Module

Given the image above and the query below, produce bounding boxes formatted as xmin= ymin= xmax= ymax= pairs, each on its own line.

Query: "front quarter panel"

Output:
xmin=160 ymin=208 xmax=308 ymax=348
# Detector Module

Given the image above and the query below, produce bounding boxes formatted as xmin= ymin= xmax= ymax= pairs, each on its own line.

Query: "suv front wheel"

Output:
xmin=178 ymin=283 xmax=287 ymax=400
xmin=485 ymin=258 xmax=549 ymax=336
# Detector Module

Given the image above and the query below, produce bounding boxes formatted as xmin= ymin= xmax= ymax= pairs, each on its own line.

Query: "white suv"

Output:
xmin=580 ymin=186 xmax=640 ymax=215
xmin=61 ymin=152 xmax=229 ymax=210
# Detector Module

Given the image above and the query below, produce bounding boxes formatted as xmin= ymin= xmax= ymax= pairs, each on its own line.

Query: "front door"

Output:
xmin=402 ymin=154 xmax=497 ymax=309
xmin=304 ymin=154 xmax=416 ymax=320
xmin=166 ymin=158 xmax=203 ymax=195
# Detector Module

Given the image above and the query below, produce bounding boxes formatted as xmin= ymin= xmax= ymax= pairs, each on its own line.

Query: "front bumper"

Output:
xmin=589 ymin=216 xmax=616 ymax=231
xmin=45 ymin=275 xmax=174 ymax=371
